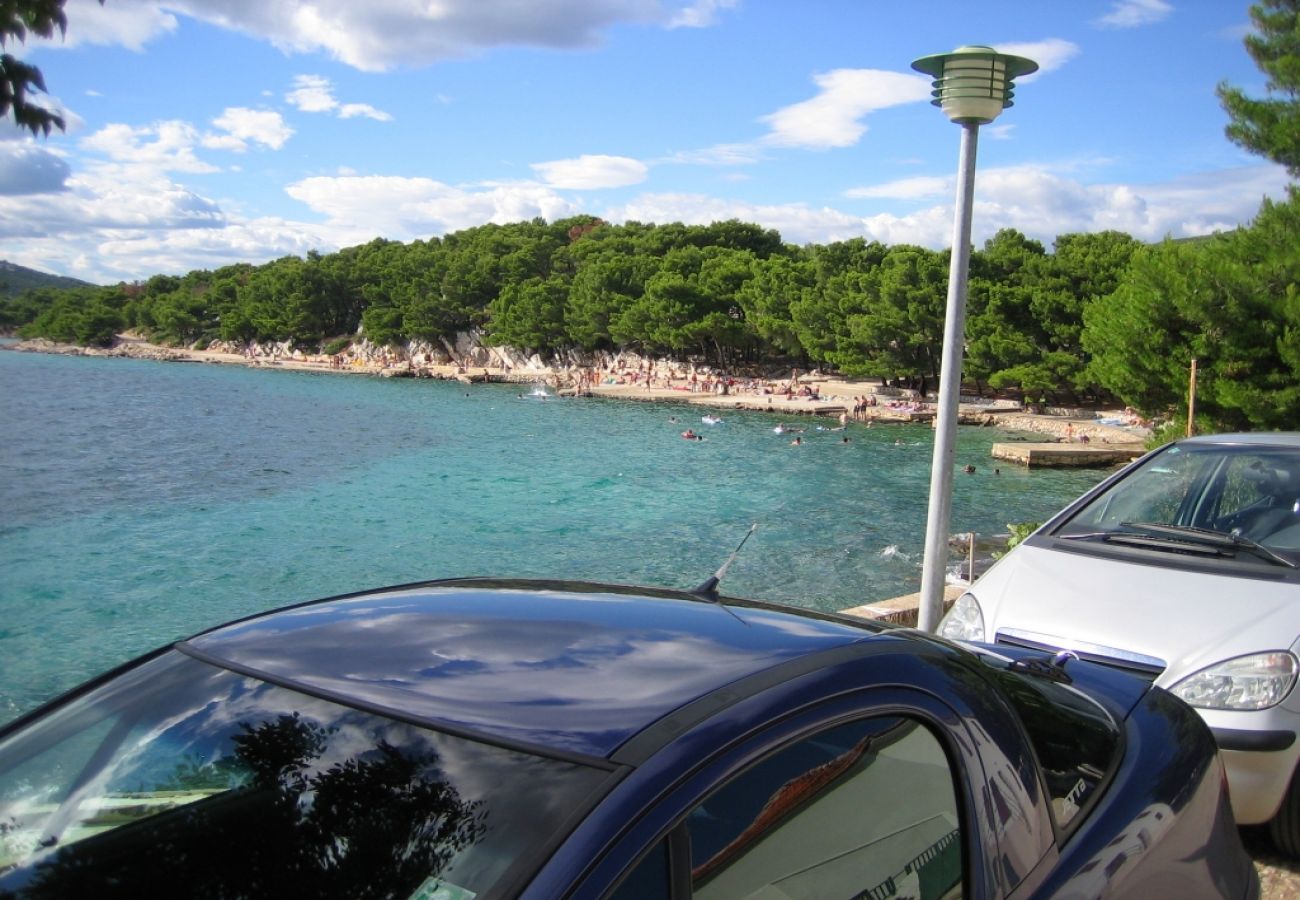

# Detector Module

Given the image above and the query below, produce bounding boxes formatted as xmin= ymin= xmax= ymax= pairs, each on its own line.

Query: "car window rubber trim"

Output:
xmin=609 ymin=637 xmax=886 ymax=766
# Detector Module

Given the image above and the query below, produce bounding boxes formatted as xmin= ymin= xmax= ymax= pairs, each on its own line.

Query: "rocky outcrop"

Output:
xmin=7 ymin=337 xmax=188 ymax=362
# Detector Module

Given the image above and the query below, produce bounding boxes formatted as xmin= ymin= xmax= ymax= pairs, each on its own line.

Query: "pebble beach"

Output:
xmin=5 ymin=335 xmax=1153 ymax=447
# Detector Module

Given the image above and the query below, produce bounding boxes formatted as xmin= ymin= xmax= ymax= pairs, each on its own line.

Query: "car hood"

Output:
xmin=972 ymin=543 xmax=1300 ymax=687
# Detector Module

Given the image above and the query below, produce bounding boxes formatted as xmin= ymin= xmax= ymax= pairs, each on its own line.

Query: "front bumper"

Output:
xmin=1204 ymin=716 xmax=1300 ymax=825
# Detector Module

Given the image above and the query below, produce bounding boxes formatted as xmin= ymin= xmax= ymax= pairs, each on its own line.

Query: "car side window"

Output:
xmin=610 ymin=715 xmax=963 ymax=899
xmin=607 ymin=838 xmax=671 ymax=900
xmin=980 ymin=665 xmax=1120 ymax=837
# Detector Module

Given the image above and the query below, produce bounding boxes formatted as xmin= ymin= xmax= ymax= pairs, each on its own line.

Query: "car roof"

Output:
xmin=180 ymin=578 xmax=889 ymax=761
xmin=1178 ymin=432 xmax=1300 ymax=448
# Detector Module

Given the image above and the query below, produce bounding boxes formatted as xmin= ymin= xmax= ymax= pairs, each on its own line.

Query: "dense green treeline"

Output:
xmin=5 ymin=195 xmax=1300 ymax=430
xmin=1 ymin=216 xmax=1133 ymax=397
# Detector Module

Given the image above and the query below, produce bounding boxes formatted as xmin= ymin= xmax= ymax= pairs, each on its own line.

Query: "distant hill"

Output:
xmin=0 ymin=260 xmax=98 ymax=297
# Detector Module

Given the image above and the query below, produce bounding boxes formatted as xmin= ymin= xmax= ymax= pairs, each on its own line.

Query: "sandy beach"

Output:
xmin=4 ymin=335 xmax=1153 ymax=446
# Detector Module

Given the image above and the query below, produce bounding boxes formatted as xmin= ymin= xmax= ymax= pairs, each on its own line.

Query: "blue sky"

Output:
xmin=1 ymin=0 xmax=1291 ymax=284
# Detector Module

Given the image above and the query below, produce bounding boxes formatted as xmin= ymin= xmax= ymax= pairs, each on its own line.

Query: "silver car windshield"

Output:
xmin=0 ymin=650 xmax=611 ymax=898
xmin=1056 ymin=444 xmax=1300 ymax=559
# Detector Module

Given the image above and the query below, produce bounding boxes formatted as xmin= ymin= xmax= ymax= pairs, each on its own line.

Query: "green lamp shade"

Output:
xmin=911 ymin=45 xmax=1038 ymax=124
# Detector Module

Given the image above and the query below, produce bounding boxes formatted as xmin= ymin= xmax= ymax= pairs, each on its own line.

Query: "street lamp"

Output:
xmin=910 ymin=45 xmax=1037 ymax=632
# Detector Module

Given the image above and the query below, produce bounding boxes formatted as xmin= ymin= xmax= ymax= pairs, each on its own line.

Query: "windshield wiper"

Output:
xmin=1119 ymin=522 xmax=1297 ymax=568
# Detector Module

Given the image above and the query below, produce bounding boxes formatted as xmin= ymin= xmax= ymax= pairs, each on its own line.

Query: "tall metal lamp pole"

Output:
xmin=910 ymin=45 xmax=1037 ymax=632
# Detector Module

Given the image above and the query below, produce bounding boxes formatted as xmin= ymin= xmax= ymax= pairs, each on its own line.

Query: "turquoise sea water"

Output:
xmin=0 ymin=348 xmax=1107 ymax=721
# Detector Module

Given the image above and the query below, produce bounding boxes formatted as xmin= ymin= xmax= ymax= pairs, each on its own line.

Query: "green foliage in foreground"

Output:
xmin=998 ymin=522 xmax=1042 ymax=558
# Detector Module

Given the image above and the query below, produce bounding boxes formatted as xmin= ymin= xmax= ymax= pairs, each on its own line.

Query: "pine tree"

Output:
xmin=1217 ymin=0 xmax=1300 ymax=176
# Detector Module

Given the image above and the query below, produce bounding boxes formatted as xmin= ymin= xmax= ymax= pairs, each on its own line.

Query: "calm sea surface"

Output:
xmin=0 ymin=348 xmax=1107 ymax=721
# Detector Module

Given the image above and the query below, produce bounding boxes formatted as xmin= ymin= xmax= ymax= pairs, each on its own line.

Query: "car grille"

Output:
xmin=996 ymin=628 xmax=1166 ymax=683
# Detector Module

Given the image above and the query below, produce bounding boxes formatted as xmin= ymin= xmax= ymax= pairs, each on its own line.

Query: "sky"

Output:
xmin=1 ymin=0 xmax=1293 ymax=285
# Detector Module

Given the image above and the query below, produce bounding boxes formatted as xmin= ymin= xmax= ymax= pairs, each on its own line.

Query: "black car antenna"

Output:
xmin=691 ymin=524 xmax=757 ymax=599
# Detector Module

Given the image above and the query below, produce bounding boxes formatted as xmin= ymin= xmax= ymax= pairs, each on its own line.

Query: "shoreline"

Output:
xmin=2 ymin=336 xmax=1153 ymax=446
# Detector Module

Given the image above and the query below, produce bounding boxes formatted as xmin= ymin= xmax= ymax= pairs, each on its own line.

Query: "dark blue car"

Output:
xmin=0 ymin=579 xmax=1258 ymax=898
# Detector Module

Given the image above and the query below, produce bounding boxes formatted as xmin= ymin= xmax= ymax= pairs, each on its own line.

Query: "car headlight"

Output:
xmin=1169 ymin=652 xmax=1299 ymax=711
xmin=938 ymin=592 xmax=984 ymax=641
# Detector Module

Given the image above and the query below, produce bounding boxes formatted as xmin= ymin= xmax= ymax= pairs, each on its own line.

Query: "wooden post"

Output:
xmin=1187 ymin=358 xmax=1198 ymax=437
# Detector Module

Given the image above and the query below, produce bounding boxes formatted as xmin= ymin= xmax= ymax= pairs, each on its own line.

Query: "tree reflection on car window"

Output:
xmin=5 ymin=710 xmax=486 ymax=899
xmin=0 ymin=652 xmax=611 ymax=899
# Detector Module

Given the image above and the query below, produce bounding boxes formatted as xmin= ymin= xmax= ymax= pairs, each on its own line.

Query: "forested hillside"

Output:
xmin=0 ymin=261 xmax=96 ymax=298
xmin=4 ymin=194 xmax=1300 ymax=431
xmin=1 ymin=217 xmax=1134 ymax=395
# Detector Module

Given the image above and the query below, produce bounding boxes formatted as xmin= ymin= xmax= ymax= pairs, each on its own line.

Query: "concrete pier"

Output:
xmin=841 ymin=586 xmax=965 ymax=627
xmin=991 ymin=442 xmax=1146 ymax=468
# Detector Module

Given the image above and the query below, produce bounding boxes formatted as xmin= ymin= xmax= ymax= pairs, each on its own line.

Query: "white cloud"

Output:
xmin=994 ymin=39 xmax=1079 ymax=81
xmin=284 ymin=174 xmax=582 ymax=244
xmin=607 ymin=192 xmax=872 ymax=246
xmin=206 ymin=108 xmax=294 ymax=151
xmin=667 ymin=0 xmax=738 ymax=29
xmin=338 ymin=103 xmax=392 ymax=122
xmin=661 ymin=142 xmax=767 ymax=167
xmin=846 ymin=176 xmax=950 ymax=202
xmin=645 ymin=44 xmax=1069 ymax=172
xmin=136 ymin=0 xmax=672 ymax=72
xmin=601 ymin=162 xmax=1291 ymax=250
xmin=286 ymin=75 xmax=392 ymax=121
xmin=4 ymin=159 xmax=1288 ymax=284
xmin=7 ymin=216 xmax=326 ymax=284
xmin=0 ymin=168 xmax=223 ymax=241
xmin=286 ymin=75 xmax=338 ymax=113
xmin=0 ymin=155 xmax=327 ymax=280
xmin=52 ymin=0 xmax=179 ymax=50
xmin=91 ymin=217 xmax=327 ymax=275
xmin=0 ymin=143 xmax=72 ymax=195
xmin=904 ymin=163 xmax=1290 ymax=247
xmin=761 ymin=69 xmax=932 ymax=149
xmin=531 ymin=154 xmax=648 ymax=189
xmin=80 ymin=121 xmax=218 ymax=173
xmin=1095 ymin=0 xmax=1173 ymax=29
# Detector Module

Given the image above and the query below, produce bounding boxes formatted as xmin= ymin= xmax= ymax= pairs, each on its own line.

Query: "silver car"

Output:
xmin=940 ymin=432 xmax=1300 ymax=854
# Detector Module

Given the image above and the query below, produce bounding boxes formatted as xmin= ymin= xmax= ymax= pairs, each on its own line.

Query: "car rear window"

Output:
xmin=0 ymin=650 xmax=613 ymax=898
xmin=982 ymin=663 xmax=1121 ymax=838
